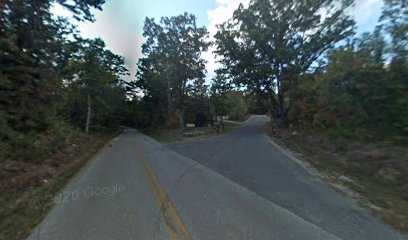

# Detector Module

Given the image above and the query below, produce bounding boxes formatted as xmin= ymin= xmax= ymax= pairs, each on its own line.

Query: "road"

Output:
xmin=28 ymin=115 xmax=406 ymax=240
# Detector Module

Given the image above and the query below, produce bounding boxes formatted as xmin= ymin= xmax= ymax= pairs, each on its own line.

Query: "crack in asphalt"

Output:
xmin=169 ymin=161 xmax=200 ymax=196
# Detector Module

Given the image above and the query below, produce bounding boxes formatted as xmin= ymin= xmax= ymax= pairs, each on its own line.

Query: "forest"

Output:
xmin=1 ymin=0 xmax=406 ymax=162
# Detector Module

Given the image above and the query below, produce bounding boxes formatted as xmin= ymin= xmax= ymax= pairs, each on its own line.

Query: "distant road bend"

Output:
xmin=29 ymin=115 xmax=407 ymax=240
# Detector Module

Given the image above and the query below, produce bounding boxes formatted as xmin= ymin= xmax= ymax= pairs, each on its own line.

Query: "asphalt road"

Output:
xmin=28 ymin=115 xmax=406 ymax=240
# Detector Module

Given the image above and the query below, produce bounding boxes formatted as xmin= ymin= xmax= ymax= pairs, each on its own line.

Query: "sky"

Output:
xmin=52 ymin=0 xmax=384 ymax=82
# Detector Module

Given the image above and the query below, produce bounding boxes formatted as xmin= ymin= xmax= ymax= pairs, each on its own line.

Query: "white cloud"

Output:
xmin=52 ymin=1 xmax=143 ymax=82
xmin=353 ymin=0 xmax=383 ymax=29
xmin=204 ymin=0 xmax=250 ymax=83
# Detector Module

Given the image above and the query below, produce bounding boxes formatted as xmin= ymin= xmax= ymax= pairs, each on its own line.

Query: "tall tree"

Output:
xmin=136 ymin=13 xmax=210 ymax=129
xmin=67 ymin=38 xmax=129 ymax=133
xmin=0 ymin=0 xmax=105 ymax=136
xmin=379 ymin=0 xmax=408 ymax=135
xmin=379 ymin=0 xmax=408 ymax=60
xmin=214 ymin=0 xmax=355 ymax=126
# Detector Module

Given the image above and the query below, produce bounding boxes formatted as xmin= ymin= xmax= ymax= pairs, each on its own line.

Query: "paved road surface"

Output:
xmin=29 ymin=115 xmax=406 ymax=240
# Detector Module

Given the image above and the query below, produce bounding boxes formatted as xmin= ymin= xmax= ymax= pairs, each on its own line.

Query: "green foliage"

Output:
xmin=379 ymin=0 xmax=408 ymax=59
xmin=289 ymin=45 xmax=408 ymax=141
xmin=64 ymin=38 xmax=129 ymax=131
xmin=136 ymin=13 xmax=210 ymax=128
xmin=211 ymin=90 xmax=247 ymax=121
xmin=0 ymin=0 xmax=131 ymax=161
xmin=184 ymin=79 xmax=211 ymax=126
xmin=1 ymin=0 xmax=406 ymax=164
xmin=211 ymin=0 xmax=404 ymax=139
xmin=214 ymin=0 xmax=355 ymax=126
xmin=1 ymin=115 xmax=83 ymax=161
xmin=226 ymin=91 xmax=248 ymax=121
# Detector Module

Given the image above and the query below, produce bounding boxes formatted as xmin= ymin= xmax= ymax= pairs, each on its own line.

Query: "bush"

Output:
xmin=0 ymin=113 xmax=85 ymax=162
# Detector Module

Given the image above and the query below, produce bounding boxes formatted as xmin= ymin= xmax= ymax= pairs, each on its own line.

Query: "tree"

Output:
xmin=136 ymin=13 xmax=210 ymax=129
xmin=185 ymin=77 xmax=211 ymax=126
xmin=355 ymin=29 xmax=386 ymax=66
xmin=0 ymin=0 xmax=105 ymax=136
xmin=214 ymin=0 xmax=355 ymax=127
xmin=67 ymin=38 xmax=129 ymax=133
xmin=0 ymin=0 xmax=134 ymax=161
xmin=378 ymin=0 xmax=408 ymax=136
xmin=210 ymin=74 xmax=235 ymax=119
xmin=379 ymin=0 xmax=408 ymax=60
xmin=288 ymin=30 xmax=407 ymax=139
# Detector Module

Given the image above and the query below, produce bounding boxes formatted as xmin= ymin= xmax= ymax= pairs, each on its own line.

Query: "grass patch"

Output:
xmin=271 ymin=129 xmax=408 ymax=232
xmin=0 ymin=133 xmax=117 ymax=240
xmin=141 ymin=128 xmax=183 ymax=143
xmin=222 ymin=122 xmax=239 ymax=133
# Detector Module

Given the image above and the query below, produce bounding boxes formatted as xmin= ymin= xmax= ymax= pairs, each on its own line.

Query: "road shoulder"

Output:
xmin=268 ymin=129 xmax=408 ymax=233
xmin=0 ymin=133 xmax=119 ymax=240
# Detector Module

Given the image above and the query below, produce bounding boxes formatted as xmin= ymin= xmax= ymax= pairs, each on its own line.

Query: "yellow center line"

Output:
xmin=135 ymin=142 xmax=192 ymax=240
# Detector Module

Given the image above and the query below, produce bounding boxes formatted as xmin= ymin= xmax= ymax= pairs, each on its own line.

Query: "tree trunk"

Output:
xmin=267 ymin=88 xmax=278 ymax=117
xmin=277 ymin=64 xmax=285 ymax=128
xmin=85 ymin=92 xmax=91 ymax=134
xmin=166 ymin=79 xmax=172 ymax=129
xmin=178 ymin=86 xmax=186 ymax=132
xmin=277 ymin=90 xmax=285 ymax=127
xmin=179 ymin=110 xmax=184 ymax=133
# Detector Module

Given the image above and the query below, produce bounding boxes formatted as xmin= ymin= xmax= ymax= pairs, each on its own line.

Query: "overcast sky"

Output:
xmin=52 ymin=0 xmax=384 ymax=82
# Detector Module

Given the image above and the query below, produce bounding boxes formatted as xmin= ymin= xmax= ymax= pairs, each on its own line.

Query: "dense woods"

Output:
xmin=0 ymin=0 xmax=131 ymax=160
xmin=135 ymin=13 xmax=211 ymax=129
xmin=1 ymin=0 xmax=407 ymax=160
xmin=214 ymin=0 xmax=407 ymax=141
xmin=287 ymin=0 xmax=408 ymax=141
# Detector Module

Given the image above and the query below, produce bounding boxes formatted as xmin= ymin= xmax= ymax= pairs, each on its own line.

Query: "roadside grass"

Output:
xmin=141 ymin=128 xmax=183 ymax=143
xmin=223 ymin=122 xmax=238 ymax=133
xmin=143 ymin=122 xmax=239 ymax=143
xmin=0 ymin=133 xmax=117 ymax=240
xmin=229 ymin=114 xmax=250 ymax=122
xmin=271 ymin=129 xmax=408 ymax=232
